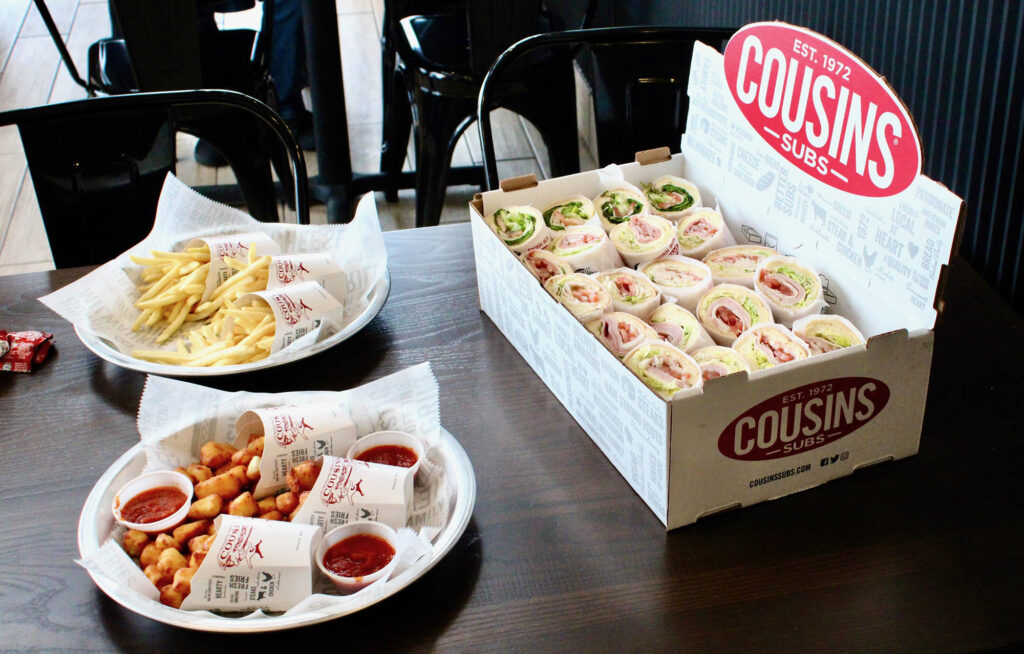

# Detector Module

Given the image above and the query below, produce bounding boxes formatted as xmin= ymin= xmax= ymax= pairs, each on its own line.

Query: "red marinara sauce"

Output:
xmin=120 ymin=486 xmax=188 ymax=524
xmin=323 ymin=534 xmax=395 ymax=578
xmin=355 ymin=444 xmax=418 ymax=468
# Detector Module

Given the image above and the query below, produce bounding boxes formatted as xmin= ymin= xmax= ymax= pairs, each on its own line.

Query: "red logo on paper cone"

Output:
xmin=320 ymin=459 xmax=368 ymax=505
xmin=270 ymin=413 xmax=314 ymax=447
xmin=274 ymin=260 xmax=312 ymax=285
xmin=212 ymin=240 xmax=250 ymax=260
xmin=723 ymin=23 xmax=920 ymax=197
xmin=718 ymin=377 xmax=890 ymax=461
xmin=271 ymin=295 xmax=314 ymax=326
xmin=217 ymin=524 xmax=265 ymax=569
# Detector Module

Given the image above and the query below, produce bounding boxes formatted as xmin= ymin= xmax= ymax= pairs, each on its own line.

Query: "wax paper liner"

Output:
xmin=75 ymin=363 xmax=448 ymax=619
xmin=38 ymin=173 xmax=386 ymax=362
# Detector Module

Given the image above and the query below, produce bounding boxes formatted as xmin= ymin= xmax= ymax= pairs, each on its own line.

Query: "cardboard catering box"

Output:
xmin=469 ymin=22 xmax=965 ymax=529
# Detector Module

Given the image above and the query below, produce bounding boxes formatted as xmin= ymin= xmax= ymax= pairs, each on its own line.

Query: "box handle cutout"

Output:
xmin=635 ymin=147 xmax=672 ymax=165
xmin=499 ymin=174 xmax=539 ymax=192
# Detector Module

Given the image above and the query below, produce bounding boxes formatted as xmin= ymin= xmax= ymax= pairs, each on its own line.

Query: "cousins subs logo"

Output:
xmin=270 ymin=411 xmax=315 ymax=447
xmin=217 ymin=523 xmax=265 ymax=569
xmin=320 ymin=459 xmax=367 ymax=505
xmin=723 ymin=23 xmax=920 ymax=197
xmin=719 ymin=377 xmax=890 ymax=461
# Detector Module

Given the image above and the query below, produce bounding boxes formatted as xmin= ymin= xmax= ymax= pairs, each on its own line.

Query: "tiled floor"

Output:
xmin=0 ymin=0 xmax=594 ymax=275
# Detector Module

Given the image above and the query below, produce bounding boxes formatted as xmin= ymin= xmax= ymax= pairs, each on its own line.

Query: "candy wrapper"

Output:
xmin=38 ymin=173 xmax=386 ymax=367
xmin=0 ymin=330 xmax=54 ymax=372
xmin=75 ymin=363 xmax=450 ymax=619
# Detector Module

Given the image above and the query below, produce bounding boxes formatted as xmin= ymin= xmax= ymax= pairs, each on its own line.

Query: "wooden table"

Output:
xmin=1 ymin=223 xmax=1022 ymax=651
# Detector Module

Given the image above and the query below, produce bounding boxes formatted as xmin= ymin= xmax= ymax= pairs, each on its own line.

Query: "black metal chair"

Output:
xmin=378 ymin=0 xmax=465 ymax=204
xmin=34 ymin=0 xmax=274 ymax=98
xmin=0 ymin=90 xmax=309 ymax=269
xmin=31 ymin=0 xmax=293 ymax=223
xmin=478 ymin=26 xmax=737 ymax=189
xmin=389 ymin=0 xmax=594 ymax=227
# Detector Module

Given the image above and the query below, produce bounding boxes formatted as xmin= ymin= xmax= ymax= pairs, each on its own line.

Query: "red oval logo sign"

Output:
xmin=718 ymin=377 xmax=890 ymax=461
xmin=723 ymin=22 xmax=920 ymax=197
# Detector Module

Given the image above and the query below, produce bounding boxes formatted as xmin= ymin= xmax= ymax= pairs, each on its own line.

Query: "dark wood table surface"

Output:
xmin=1 ymin=222 xmax=1022 ymax=652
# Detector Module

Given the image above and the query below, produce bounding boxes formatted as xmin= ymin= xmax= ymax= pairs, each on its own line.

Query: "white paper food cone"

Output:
xmin=234 ymin=403 xmax=358 ymax=499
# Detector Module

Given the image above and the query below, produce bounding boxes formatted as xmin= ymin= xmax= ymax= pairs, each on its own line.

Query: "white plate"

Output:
xmin=77 ymin=427 xmax=476 ymax=632
xmin=73 ymin=272 xmax=391 ymax=376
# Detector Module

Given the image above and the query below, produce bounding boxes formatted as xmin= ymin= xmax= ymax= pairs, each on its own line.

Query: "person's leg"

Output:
xmin=271 ymin=0 xmax=314 ymax=150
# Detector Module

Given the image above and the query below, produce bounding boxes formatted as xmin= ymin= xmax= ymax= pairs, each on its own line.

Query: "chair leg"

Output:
xmin=530 ymin=110 xmax=580 ymax=179
xmin=380 ymin=66 xmax=412 ymax=203
xmin=208 ymin=126 xmax=280 ymax=222
xmin=516 ymin=67 xmax=580 ymax=178
xmin=233 ymin=157 xmax=280 ymax=222
xmin=268 ymin=134 xmax=297 ymax=211
xmin=411 ymin=92 xmax=472 ymax=228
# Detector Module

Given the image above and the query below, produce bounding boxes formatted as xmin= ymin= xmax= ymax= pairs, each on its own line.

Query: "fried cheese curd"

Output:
xmin=120 ymin=436 xmax=321 ymax=609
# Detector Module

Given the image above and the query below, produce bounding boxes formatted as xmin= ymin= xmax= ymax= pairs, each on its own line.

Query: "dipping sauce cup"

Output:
xmin=346 ymin=430 xmax=425 ymax=478
xmin=315 ymin=521 xmax=399 ymax=593
xmin=111 ymin=470 xmax=193 ymax=534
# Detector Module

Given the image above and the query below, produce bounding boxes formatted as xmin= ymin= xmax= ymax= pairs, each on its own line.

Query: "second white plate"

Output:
xmin=74 ymin=271 xmax=390 ymax=376
xmin=77 ymin=426 xmax=475 ymax=632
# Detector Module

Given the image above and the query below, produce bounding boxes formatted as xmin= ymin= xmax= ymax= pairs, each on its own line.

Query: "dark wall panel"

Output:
xmin=598 ymin=0 xmax=1024 ymax=314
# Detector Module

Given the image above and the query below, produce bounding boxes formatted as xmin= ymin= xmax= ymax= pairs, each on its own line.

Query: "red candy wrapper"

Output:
xmin=0 ymin=330 xmax=54 ymax=373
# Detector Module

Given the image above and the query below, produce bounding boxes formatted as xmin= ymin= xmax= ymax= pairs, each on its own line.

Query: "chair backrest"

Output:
xmin=478 ymin=26 xmax=738 ymax=189
xmin=110 ymin=0 xmax=274 ymax=93
xmin=465 ymin=0 xmax=544 ymax=77
xmin=0 ymin=90 xmax=308 ymax=268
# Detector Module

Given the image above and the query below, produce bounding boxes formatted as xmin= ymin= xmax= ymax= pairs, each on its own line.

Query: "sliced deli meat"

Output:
xmin=792 ymin=314 xmax=866 ymax=355
xmin=648 ymin=303 xmax=714 ymax=353
xmin=676 ymin=208 xmax=736 ymax=259
xmin=549 ymin=225 xmax=623 ymax=274
xmin=702 ymin=245 xmax=778 ymax=287
xmin=639 ymin=255 xmax=713 ymax=313
xmin=753 ymin=255 xmax=826 ymax=326
xmin=521 ymin=249 xmax=573 ymax=285
xmin=544 ymin=273 xmax=612 ymax=323
xmin=593 ymin=268 xmax=662 ymax=318
xmin=732 ymin=324 xmax=811 ymax=370
xmin=542 ymin=195 xmax=600 ymax=231
xmin=642 ymin=175 xmax=702 ymax=220
xmin=622 ymin=341 xmax=703 ymax=400
xmin=489 ymin=205 xmax=551 ymax=254
xmin=696 ymin=283 xmax=774 ymax=345
xmin=593 ymin=186 xmax=648 ymax=232
xmin=586 ymin=312 xmax=659 ymax=359
xmin=691 ymin=345 xmax=751 ymax=381
xmin=608 ymin=214 xmax=680 ymax=268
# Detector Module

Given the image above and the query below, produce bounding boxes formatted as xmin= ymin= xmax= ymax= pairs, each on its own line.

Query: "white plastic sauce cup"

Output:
xmin=346 ymin=430 xmax=425 ymax=478
xmin=315 ymin=521 xmax=400 ymax=593
xmin=111 ymin=470 xmax=193 ymax=533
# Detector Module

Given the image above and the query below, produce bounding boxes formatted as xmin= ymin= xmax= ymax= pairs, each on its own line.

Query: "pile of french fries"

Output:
xmin=122 ymin=436 xmax=322 ymax=608
xmin=129 ymin=243 xmax=277 ymax=366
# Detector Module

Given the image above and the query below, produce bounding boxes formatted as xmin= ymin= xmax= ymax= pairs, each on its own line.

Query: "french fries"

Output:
xmin=129 ymin=243 xmax=276 ymax=366
xmin=122 ymin=438 xmax=324 ymax=608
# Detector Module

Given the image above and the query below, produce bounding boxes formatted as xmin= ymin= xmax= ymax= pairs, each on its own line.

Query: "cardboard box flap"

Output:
xmin=635 ymin=147 xmax=672 ymax=165
xmin=683 ymin=25 xmax=963 ymax=333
